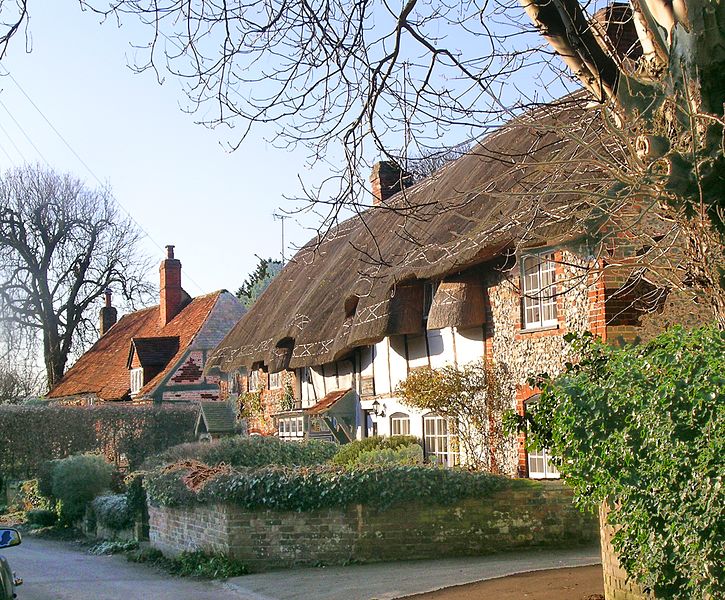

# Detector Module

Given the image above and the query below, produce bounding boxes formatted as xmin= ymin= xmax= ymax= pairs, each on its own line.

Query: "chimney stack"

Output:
xmin=370 ymin=161 xmax=413 ymax=206
xmin=99 ymin=288 xmax=117 ymax=336
xmin=160 ymin=244 xmax=183 ymax=326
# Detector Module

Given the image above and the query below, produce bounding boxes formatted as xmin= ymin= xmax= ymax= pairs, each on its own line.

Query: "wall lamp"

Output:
xmin=371 ymin=399 xmax=386 ymax=418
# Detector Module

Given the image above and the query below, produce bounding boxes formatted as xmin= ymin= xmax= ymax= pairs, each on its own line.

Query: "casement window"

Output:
xmin=248 ymin=369 xmax=260 ymax=392
xmin=423 ymin=414 xmax=459 ymax=468
xmin=390 ymin=412 xmax=411 ymax=436
xmin=277 ymin=416 xmax=305 ymax=438
xmin=130 ymin=368 xmax=144 ymax=395
xmin=269 ymin=371 xmax=283 ymax=389
xmin=521 ymin=252 xmax=558 ymax=329
xmin=528 ymin=447 xmax=560 ymax=479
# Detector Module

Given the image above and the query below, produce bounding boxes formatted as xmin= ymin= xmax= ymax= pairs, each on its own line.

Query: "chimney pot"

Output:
xmin=370 ymin=161 xmax=412 ymax=206
xmin=166 ymin=245 xmax=175 ymax=259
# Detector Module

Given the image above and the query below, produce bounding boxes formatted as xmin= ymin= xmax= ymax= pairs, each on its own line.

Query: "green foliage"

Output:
xmin=91 ymin=494 xmax=135 ymax=531
xmin=238 ymin=391 xmax=263 ymax=419
xmin=125 ymin=472 xmax=147 ymax=515
xmin=520 ymin=326 xmax=724 ymax=600
xmin=50 ymin=453 xmax=114 ymax=524
xmin=89 ymin=540 xmax=138 ymax=555
xmin=167 ymin=550 xmax=249 ymax=579
xmin=235 ymin=257 xmax=283 ymax=309
xmin=330 ymin=436 xmax=420 ymax=467
xmin=17 ymin=479 xmax=50 ymax=511
xmin=355 ymin=444 xmax=423 ymax=467
xmin=146 ymin=463 xmax=507 ymax=512
xmin=25 ymin=509 xmax=58 ymax=527
xmin=145 ymin=435 xmax=338 ymax=469
xmin=0 ymin=404 xmax=197 ymax=479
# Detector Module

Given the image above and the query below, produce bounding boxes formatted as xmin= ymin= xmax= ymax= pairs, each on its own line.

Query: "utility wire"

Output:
xmin=0 ymin=97 xmax=50 ymax=165
xmin=0 ymin=65 xmax=206 ymax=294
xmin=0 ymin=115 xmax=27 ymax=163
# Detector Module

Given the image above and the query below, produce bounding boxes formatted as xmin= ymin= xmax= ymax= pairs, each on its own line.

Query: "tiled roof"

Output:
xmin=48 ymin=291 xmax=224 ymax=401
xmin=305 ymin=388 xmax=353 ymax=415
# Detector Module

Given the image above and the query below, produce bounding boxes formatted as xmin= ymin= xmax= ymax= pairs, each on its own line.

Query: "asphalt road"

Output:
xmin=4 ymin=536 xmax=248 ymax=600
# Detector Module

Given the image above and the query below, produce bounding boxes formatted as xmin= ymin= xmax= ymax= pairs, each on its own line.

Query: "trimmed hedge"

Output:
xmin=330 ymin=436 xmax=421 ymax=467
xmin=50 ymin=453 xmax=114 ymax=524
xmin=145 ymin=464 xmax=509 ymax=512
xmin=92 ymin=494 xmax=135 ymax=531
xmin=0 ymin=404 xmax=197 ymax=478
xmin=144 ymin=436 xmax=338 ymax=469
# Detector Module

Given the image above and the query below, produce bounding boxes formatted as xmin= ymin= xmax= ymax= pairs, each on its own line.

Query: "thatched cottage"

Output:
xmin=206 ymin=96 xmax=709 ymax=478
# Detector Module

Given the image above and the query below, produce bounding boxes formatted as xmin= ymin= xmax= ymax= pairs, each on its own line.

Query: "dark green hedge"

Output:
xmin=145 ymin=464 xmax=509 ymax=512
xmin=144 ymin=435 xmax=338 ymax=469
xmin=0 ymin=404 xmax=197 ymax=478
xmin=329 ymin=435 xmax=420 ymax=467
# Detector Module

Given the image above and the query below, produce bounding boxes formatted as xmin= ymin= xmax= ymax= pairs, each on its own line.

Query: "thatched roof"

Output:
xmin=208 ymin=96 xmax=611 ymax=374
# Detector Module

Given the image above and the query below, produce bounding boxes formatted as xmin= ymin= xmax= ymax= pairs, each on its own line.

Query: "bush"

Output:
xmin=146 ymin=463 xmax=508 ymax=512
xmin=0 ymin=404 xmax=196 ymax=480
xmin=51 ymin=454 xmax=114 ymax=524
xmin=125 ymin=472 xmax=147 ymax=515
xmin=522 ymin=326 xmax=724 ymax=600
xmin=145 ymin=436 xmax=338 ymax=469
xmin=355 ymin=443 xmax=423 ymax=466
xmin=92 ymin=494 xmax=134 ymax=531
xmin=167 ymin=551 xmax=248 ymax=579
xmin=330 ymin=436 xmax=420 ymax=467
xmin=26 ymin=509 xmax=57 ymax=527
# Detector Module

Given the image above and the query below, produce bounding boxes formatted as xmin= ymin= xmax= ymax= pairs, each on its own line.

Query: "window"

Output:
xmin=390 ymin=412 xmax=410 ymax=436
xmin=248 ymin=369 xmax=260 ymax=392
xmin=130 ymin=368 xmax=144 ymax=395
xmin=278 ymin=416 xmax=305 ymax=438
xmin=423 ymin=414 xmax=459 ymax=467
xmin=528 ymin=447 xmax=560 ymax=479
xmin=521 ymin=252 xmax=557 ymax=329
xmin=269 ymin=371 xmax=283 ymax=389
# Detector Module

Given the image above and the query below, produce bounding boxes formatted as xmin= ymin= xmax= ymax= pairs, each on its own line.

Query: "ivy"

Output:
xmin=518 ymin=326 xmax=724 ymax=600
xmin=145 ymin=464 xmax=509 ymax=512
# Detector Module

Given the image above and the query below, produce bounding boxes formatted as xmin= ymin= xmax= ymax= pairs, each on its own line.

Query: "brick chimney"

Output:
xmin=159 ymin=245 xmax=183 ymax=326
xmin=370 ymin=161 xmax=413 ymax=206
xmin=99 ymin=288 xmax=117 ymax=336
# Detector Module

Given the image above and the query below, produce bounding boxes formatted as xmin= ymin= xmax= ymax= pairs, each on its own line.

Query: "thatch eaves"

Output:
xmin=208 ymin=96 xmax=612 ymax=374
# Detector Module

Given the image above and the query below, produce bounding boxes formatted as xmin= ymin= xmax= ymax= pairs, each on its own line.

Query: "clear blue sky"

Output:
xmin=0 ymin=4 xmax=324 ymax=298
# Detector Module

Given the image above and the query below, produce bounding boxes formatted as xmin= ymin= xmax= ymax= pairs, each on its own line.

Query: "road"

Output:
xmin=4 ymin=536 xmax=248 ymax=600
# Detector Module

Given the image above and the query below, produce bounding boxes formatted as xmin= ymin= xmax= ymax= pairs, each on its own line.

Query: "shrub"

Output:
xmin=519 ymin=326 xmax=724 ymax=600
xmin=92 ymin=494 xmax=135 ymax=531
xmin=146 ymin=463 xmax=508 ymax=512
xmin=145 ymin=436 xmax=338 ymax=469
xmin=167 ymin=551 xmax=248 ymax=579
xmin=0 ymin=404 xmax=196 ymax=480
xmin=51 ymin=453 xmax=114 ymax=524
xmin=17 ymin=479 xmax=50 ymax=511
xmin=125 ymin=472 xmax=147 ymax=515
xmin=26 ymin=509 xmax=57 ymax=527
xmin=355 ymin=443 xmax=423 ymax=466
xmin=330 ymin=435 xmax=420 ymax=467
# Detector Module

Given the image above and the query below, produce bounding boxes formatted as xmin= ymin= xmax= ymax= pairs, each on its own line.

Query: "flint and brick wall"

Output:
xmin=149 ymin=481 xmax=598 ymax=570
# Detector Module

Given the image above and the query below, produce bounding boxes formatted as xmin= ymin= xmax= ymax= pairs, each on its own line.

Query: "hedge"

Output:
xmin=145 ymin=464 xmax=510 ymax=512
xmin=50 ymin=453 xmax=114 ymax=524
xmin=330 ymin=435 xmax=421 ymax=467
xmin=144 ymin=435 xmax=338 ymax=469
xmin=0 ymin=404 xmax=197 ymax=479
xmin=92 ymin=494 xmax=135 ymax=531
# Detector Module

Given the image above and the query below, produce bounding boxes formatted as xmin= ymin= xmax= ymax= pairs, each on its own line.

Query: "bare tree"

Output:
xmin=0 ymin=165 xmax=153 ymax=389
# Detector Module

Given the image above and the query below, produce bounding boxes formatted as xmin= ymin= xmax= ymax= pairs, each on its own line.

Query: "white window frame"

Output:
xmin=423 ymin=414 xmax=459 ymax=468
xmin=248 ymin=369 xmax=260 ymax=392
xmin=269 ymin=371 xmax=283 ymax=389
xmin=278 ymin=416 xmax=305 ymax=438
xmin=130 ymin=367 xmax=144 ymax=395
xmin=521 ymin=251 xmax=558 ymax=329
xmin=390 ymin=412 xmax=410 ymax=436
xmin=527 ymin=447 xmax=560 ymax=479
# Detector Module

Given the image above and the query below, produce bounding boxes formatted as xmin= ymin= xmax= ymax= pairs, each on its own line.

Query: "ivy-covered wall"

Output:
xmin=149 ymin=481 xmax=597 ymax=570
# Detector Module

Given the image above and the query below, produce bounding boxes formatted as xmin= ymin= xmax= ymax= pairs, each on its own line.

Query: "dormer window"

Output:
xmin=130 ymin=367 xmax=144 ymax=395
xmin=521 ymin=252 xmax=557 ymax=329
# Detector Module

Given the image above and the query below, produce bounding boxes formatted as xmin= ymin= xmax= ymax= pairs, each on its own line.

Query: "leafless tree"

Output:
xmin=0 ymin=1 xmax=721 ymax=321
xmin=0 ymin=164 xmax=153 ymax=389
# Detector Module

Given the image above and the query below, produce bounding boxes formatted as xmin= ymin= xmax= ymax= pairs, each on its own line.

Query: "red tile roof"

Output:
xmin=305 ymin=388 xmax=353 ymax=415
xmin=47 ymin=291 xmax=222 ymax=402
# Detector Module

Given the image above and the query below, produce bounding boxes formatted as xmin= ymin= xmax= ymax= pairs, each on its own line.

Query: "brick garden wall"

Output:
xmin=149 ymin=481 xmax=598 ymax=570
